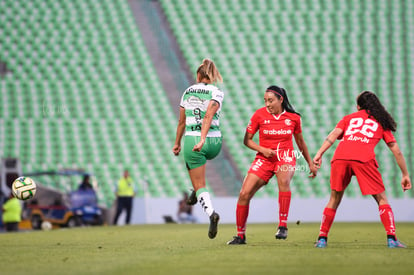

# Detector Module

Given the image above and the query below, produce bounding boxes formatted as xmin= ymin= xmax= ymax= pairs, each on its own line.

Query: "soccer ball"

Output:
xmin=41 ymin=221 xmax=52 ymax=231
xmin=12 ymin=177 xmax=37 ymax=200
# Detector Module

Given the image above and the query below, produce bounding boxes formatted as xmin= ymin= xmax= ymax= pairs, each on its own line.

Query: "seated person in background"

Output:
xmin=177 ymin=192 xmax=197 ymax=224
xmin=73 ymin=174 xmax=97 ymax=207
xmin=78 ymin=174 xmax=94 ymax=191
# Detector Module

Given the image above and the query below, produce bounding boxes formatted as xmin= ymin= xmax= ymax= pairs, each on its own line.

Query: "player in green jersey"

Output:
xmin=173 ymin=58 xmax=223 ymax=239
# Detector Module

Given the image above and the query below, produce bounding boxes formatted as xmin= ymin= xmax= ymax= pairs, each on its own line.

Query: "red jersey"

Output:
xmin=247 ymin=107 xmax=302 ymax=159
xmin=332 ymin=110 xmax=396 ymax=163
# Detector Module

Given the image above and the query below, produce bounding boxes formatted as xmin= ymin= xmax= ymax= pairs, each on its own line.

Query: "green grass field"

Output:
xmin=1 ymin=222 xmax=413 ymax=275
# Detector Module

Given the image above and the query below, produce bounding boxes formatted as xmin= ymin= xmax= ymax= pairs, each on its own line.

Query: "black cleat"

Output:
xmin=227 ymin=235 xmax=246 ymax=245
xmin=275 ymin=226 xmax=288 ymax=239
xmin=186 ymin=190 xmax=197 ymax=205
xmin=208 ymin=212 xmax=220 ymax=239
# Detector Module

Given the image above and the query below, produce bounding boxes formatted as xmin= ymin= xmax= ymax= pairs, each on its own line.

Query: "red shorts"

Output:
xmin=248 ymin=155 xmax=296 ymax=183
xmin=330 ymin=159 xmax=385 ymax=195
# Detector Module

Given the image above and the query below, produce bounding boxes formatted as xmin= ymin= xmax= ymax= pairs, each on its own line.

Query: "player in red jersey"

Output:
xmin=227 ymin=85 xmax=317 ymax=245
xmin=313 ymin=91 xmax=412 ymax=248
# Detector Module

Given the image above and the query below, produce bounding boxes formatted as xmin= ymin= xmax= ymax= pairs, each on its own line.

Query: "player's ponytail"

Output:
xmin=266 ymin=85 xmax=301 ymax=116
xmin=357 ymin=91 xmax=396 ymax=131
xmin=197 ymin=58 xmax=223 ymax=84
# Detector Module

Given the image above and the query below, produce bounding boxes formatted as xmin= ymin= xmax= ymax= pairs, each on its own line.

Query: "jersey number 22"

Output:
xmin=345 ymin=117 xmax=378 ymax=138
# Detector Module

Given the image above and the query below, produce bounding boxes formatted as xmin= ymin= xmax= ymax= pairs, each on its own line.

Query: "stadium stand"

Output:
xmin=159 ymin=0 xmax=414 ymax=198
xmin=1 ymin=0 xmax=413 ymax=205
xmin=0 ymin=0 xmax=197 ymax=206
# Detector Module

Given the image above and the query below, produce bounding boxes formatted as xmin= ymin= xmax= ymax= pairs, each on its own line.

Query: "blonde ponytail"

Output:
xmin=197 ymin=58 xmax=223 ymax=83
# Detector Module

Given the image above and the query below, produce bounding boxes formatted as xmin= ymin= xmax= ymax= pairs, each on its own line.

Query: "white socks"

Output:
xmin=197 ymin=189 xmax=214 ymax=217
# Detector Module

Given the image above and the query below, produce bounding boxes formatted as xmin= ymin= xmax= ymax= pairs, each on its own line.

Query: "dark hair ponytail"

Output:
xmin=357 ymin=91 xmax=396 ymax=131
xmin=266 ymin=85 xmax=301 ymax=116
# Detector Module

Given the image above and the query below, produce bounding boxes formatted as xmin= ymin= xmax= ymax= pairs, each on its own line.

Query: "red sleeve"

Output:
xmin=246 ymin=111 xmax=260 ymax=134
xmin=383 ymin=130 xmax=396 ymax=144
xmin=335 ymin=116 xmax=348 ymax=140
xmin=294 ymin=116 xmax=302 ymax=134
xmin=336 ymin=116 xmax=347 ymax=131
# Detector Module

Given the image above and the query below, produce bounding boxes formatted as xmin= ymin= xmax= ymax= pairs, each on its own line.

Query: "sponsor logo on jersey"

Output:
xmin=187 ymin=96 xmax=205 ymax=105
xmin=263 ymin=129 xmax=292 ymax=135
xmin=185 ymin=88 xmax=211 ymax=95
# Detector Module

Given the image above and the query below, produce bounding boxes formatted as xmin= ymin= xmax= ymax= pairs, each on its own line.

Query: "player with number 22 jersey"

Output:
xmin=313 ymin=91 xmax=412 ymax=249
xmin=333 ymin=110 xmax=396 ymax=163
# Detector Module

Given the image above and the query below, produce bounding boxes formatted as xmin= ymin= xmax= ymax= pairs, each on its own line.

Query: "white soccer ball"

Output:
xmin=41 ymin=221 xmax=52 ymax=231
xmin=12 ymin=176 xmax=37 ymax=200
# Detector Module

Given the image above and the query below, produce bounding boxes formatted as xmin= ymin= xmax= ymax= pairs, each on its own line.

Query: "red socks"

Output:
xmin=236 ymin=191 xmax=291 ymax=238
xmin=278 ymin=191 xmax=291 ymax=227
xmin=319 ymin=207 xmax=337 ymax=238
xmin=318 ymin=204 xmax=396 ymax=239
xmin=236 ymin=204 xmax=249 ymax=238
xmin=379 ymin=204 xmax=396 ymax=237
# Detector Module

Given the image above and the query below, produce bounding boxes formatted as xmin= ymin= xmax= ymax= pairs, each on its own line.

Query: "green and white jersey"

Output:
xmin=180 ymin=83 xmax=224 ymax=137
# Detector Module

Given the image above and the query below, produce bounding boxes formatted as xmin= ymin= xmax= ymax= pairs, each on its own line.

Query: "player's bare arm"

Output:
xmin=193 ymin=100 xmax=220 ymax=152
xmin=243 ymin=131 xmax=275 ymax=158
xmin=313 ymin=128 xmax=343 ymax=168
xmin=387 ymin=142 xmax=412 ymax=191
xmin=173 ymin=107 xmax=186 ymax=155
xmin=294 ymin=133 xmax=317 ymax=178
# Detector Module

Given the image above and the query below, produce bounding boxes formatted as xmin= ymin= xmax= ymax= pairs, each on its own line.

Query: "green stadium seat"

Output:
xmin=0 ymin=0 xmax=198 ymax=205
xmin=1 ymin=0 xmax=413 ymax=202
xmin=158 ymin=0 xmax=413 ymax=199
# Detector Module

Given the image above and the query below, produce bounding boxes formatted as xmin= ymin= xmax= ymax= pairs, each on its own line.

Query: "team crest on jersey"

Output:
xmin=285 ymin=119 xmax=291 ymax=126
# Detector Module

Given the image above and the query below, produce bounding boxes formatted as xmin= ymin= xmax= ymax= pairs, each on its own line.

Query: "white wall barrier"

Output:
xmin=113 ymin=197 xmax=414 ymax=225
